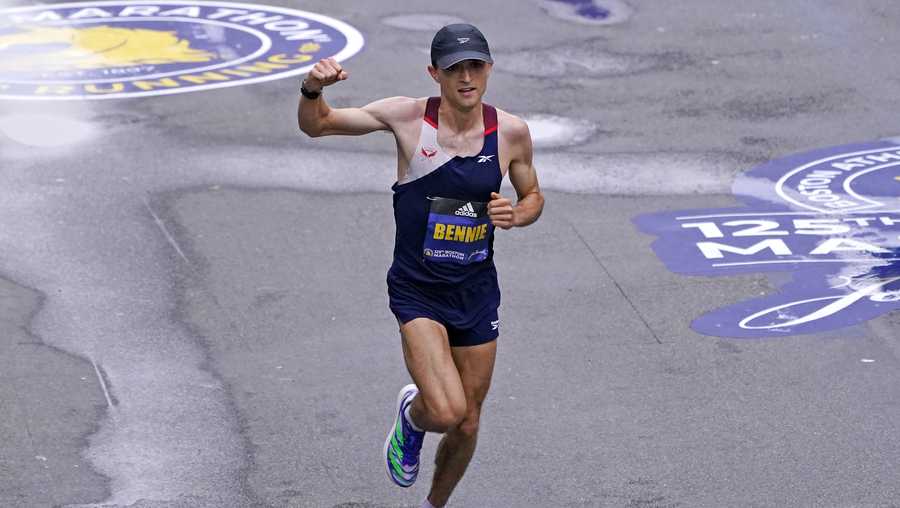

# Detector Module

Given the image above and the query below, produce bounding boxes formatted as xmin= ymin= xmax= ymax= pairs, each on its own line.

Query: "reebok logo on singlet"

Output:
xmin=455 ymin=202 xmax=478 ymax=218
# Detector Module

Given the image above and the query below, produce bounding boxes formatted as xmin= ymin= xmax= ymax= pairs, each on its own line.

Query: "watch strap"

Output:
xmin=300 ymin=81 xmax=321 ymax=99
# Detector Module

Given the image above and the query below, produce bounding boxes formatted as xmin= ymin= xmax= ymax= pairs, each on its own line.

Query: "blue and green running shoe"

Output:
xmin=383 ymin=383 xmax=425 ymax=487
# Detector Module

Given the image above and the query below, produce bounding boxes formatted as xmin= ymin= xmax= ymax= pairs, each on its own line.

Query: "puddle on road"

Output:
xmin=0 ymin=192 xmax=254 ymax=507
xmin=0 ymin=276 xmax=108 ymax=507
xmin=381 ymin=13 xmax=467 ymax=31
xmin=0 ymin=132 xmax=260 ymax=506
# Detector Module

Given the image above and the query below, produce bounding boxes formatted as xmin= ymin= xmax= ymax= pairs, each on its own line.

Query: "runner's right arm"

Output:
xmin=298 ymin=58 xmax=412 ymax=137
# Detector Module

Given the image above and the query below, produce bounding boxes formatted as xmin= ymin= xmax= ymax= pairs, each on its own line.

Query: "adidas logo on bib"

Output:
xmin=455 ymin=202 xmax=478 ymax=218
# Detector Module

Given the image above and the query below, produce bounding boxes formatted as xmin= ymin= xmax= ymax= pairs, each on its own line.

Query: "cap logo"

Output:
xmin=457 ymin=37 xmax=470 ymax=44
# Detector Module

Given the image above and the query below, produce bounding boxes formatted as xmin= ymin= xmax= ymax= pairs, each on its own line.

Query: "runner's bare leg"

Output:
xmin=400 ymin=318 xmax=467 ymax=433
xmin=427 ymin=340 xmax=497 ymax=507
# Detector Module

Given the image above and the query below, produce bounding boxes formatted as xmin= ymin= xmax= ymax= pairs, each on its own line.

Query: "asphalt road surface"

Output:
xmin=2 ymin=1 xmax=900 ymax=507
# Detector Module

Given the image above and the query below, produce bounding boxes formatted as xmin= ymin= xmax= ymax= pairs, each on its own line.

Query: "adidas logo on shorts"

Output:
xmin=455 ymin=202 xmax=478 ymax=218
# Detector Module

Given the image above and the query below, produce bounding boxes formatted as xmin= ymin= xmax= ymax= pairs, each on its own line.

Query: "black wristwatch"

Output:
xmin=300 ymin=80 xmax=321 ymax=99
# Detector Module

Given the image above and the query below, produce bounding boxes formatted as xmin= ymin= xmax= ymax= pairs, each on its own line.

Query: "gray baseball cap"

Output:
xmin=430 ymin=23 xmax=493 ymax=70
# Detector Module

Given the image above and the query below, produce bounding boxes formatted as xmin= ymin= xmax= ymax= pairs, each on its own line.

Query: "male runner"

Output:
xmin=297 ymin=24 xmax=543 ymax=507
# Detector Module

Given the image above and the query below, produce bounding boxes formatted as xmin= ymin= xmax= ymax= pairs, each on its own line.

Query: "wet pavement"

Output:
xmin=1 ymin=1 xmax=899 ymax=507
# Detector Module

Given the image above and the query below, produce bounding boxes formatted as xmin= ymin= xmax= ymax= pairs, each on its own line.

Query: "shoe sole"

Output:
xmin=383 ymin=383 xmax=418 ymax=488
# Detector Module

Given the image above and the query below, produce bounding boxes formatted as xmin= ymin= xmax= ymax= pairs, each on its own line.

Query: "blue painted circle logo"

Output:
xmin=0 ymin=0 xmax=364 ymax=100
xmin=635 ymin=142 xmax=900 ymax=338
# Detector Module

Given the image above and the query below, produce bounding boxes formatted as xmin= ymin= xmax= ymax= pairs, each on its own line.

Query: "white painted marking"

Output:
xmin=842 ymin=161 xmax=900 ymax=201
xmin=525 ymin=151 xmax=738 ymax=194
xmin=179 ymin=145 xmax=739 ymax=195
xmin=522 ymin=114 xmax=597 ymax=148
xmin=0 ymin=114 xmax=95 ymax=146
xmin=774 ymin=146 xmax=900 ymax=212
xmin=676 ymin=209 xmax=900 ymax=220
xmin=861 ymin=358 xmax=875 ymax=363
xmin=713 ymin=258 xmax=900 ymax=268
xmin=92 ymin=358 xmax=116 ymax=410
xmin=739 ymin=277 xmax=900 ymax=329
xmin=142 ymin=196 xmax=190 ymax=264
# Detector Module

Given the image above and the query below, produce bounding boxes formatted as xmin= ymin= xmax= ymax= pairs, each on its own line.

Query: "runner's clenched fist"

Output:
xmin=304 ymin=57 xmax=348 ymax=92
xmin=488 ymin=192 xmax=516 ymax=229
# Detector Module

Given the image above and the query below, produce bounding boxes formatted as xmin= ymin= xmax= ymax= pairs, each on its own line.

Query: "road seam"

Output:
xmin=566 ymin=219 xmax=664 ymax=344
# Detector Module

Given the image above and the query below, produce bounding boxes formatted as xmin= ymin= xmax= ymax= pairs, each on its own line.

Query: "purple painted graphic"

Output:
xmin=540 ymin=0 xmax=632 ymax=25
xmin=547 ymin=0 xmax=611 ymax=20
xmin=634 ymin=141 xmax=900 ymax=338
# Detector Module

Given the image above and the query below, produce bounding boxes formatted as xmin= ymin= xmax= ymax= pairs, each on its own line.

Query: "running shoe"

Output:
xmin=383 ymin=383 xmax=425 ymax=487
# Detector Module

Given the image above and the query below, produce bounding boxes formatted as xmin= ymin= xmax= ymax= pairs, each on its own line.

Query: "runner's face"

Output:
xmin=433 ymin=59 xmax=491 ymax=108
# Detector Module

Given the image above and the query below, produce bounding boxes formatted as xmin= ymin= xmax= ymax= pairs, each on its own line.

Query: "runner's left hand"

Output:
xmin=488 ymin=192 xmax=516 ymax=229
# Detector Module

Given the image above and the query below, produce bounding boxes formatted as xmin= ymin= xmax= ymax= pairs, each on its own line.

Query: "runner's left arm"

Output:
xmin=488 ymin=118 xmax=544 ymax=229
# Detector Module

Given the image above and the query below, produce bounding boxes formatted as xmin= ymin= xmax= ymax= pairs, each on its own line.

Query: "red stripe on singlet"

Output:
xmin=425 ymin=97 xmax=440 ymax=128
xmin=482 ymin=103 xmax=498 ymax=137
xmin=424 ymin=97 xmax=498 ymax=136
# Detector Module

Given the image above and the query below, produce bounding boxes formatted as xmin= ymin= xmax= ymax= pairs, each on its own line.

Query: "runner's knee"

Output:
xmin=454 ymin=412 xmax=480 ymax=439
xmin=422 ymin=392 xmax=467 ymax=430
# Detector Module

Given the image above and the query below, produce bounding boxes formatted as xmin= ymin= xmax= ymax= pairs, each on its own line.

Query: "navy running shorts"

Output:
xmin=386 ymin=272 xmax=500 ymax=347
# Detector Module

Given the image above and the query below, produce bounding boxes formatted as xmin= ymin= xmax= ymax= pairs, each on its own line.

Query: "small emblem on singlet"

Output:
xmin=477 ymin=155 xmax=494 ymax=163
xmin=455 ymin=202 xmax=478 ymax=217
xmin=421 ymin=147 xmax=438 ymax=158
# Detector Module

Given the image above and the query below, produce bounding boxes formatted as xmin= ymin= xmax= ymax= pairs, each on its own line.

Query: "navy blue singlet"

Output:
xmin=388 ymin=97 xmax=503 ymax=289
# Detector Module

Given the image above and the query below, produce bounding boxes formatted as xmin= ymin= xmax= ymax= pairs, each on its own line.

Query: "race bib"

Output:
xmin=423 ymin=197 xmax=492 ymax=265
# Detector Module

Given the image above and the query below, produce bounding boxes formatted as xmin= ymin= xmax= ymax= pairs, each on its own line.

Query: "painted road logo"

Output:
xmin=634 ymin=142 xmax=900 ymax=338
xmin=0 ymin=0 xmax=363 ymax=100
